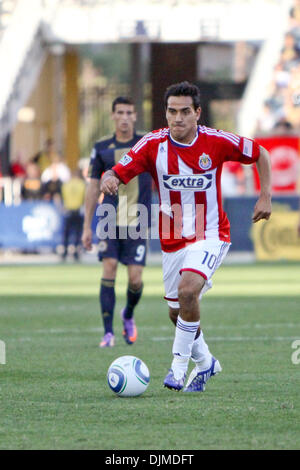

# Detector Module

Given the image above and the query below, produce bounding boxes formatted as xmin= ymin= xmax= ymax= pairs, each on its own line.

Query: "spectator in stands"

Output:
xmin=41 ymin=154 xmax=71 ymax=184
xmin=32 ymin=138 xmax=60 ymax=174
xmin=41 ymin=166 xmax=63 ymax=205
xmin=290 ymin=0 xmax=300 ymax=27
xmin=280 ymin=33 xmax=299 ymax=65
xmin=257 ymin=9 xmax=300 ymax=134
xmin=10 ymin=154 xmax=26 ymax=179
xmin=272 ymin=119 xmax=295 ymax=136
xmin=256 ymin=102 xmax=278 ymax=134
xmin=61 ymin=168 xmax=86 ymax=261
xmin=21 ymin=162 xmax=42 ymax=200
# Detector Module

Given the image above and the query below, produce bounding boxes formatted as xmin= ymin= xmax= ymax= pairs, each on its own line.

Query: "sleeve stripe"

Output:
xmin=132 ymin=135 xmax=149 ymax=152
xmin=132 ymin=129 xmax=169 ymax=153
xmin=199 ymin=126 xmax=240 ymax=147
xmin=132 ymin=138 xmax=148 ymax=153
xmin=219 ymin=130 xmax=240 ymax=145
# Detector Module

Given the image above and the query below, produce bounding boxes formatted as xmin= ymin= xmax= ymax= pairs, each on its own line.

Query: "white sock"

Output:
xmin=171 ymin=316 xmax=200 ymax=379
xmin=191 ymin=331 xmax=212 ymax=370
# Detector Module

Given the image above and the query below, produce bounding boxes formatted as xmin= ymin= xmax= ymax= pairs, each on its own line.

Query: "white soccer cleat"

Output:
xmin=183 ymin=356 xmax=222 ymax=392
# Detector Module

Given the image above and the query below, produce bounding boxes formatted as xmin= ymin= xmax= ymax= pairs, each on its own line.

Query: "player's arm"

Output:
xmin=252 ymin=145 xmax=272 ymax=223
xmin=101 ymin=142 xmax=150 ymax=195
xmin=100 ymin=169 xmax=122 ymax=196
xmin=82 ymin=178 xmax=101 ymax=250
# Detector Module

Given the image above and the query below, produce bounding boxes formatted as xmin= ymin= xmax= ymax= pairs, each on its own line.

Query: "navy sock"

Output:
xmin=100 ymin=278 xmax=115 ymax=334
xmin=124 ymin=283 xmax=143 ymax=319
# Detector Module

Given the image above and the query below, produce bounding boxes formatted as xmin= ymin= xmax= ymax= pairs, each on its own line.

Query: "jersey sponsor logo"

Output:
xmin=243 ymin=138 xmax=253 ymax=157
xmin=119 ymin=154 xmax=133 ymax=166
xmin=199 ymin=153 xmax=212 ymax=170
xmin=163 ymin=174 xmax=212 ymax=191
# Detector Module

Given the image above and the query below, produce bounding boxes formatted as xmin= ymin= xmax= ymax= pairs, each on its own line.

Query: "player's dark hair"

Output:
xmin=112 ymin=96 xmax=135 ymax=112
xmin=164 ymin=81 xmax=201 ymax=110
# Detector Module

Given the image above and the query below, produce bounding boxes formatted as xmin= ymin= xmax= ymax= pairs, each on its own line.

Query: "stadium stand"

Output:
xmin=0 ymin=0 xmax=17 ymax=40
xmin=0 ymin=0 xmax=46 ymax=150
xmin=256 ymin=0 xmax=300 ymax=134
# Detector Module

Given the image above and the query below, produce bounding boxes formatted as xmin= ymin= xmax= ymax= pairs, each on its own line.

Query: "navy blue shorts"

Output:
xmin=98 ymin=231 xmax=147 ymax=266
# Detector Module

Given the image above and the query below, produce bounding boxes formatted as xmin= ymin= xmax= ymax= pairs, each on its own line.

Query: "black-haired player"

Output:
xmin=82 ymin=97 xmax=152 ymax=347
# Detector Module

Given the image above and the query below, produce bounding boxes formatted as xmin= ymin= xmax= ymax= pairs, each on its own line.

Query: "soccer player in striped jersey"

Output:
xmin=82 ymin=97 xmax=152 ymax=348
xmin=100 ymin=82 xmax=272 ymax=392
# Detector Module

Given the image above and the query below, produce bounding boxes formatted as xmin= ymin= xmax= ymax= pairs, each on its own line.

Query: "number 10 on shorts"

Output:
xmin=202 ymin=251 xmax=217 ymax=270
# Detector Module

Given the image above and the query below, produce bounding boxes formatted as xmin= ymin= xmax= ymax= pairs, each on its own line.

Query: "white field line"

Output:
xmin=7 ymin=336 xmax=300 ymax=343
xmin=5 ymin=323 xmax=300 ymax=344
xmin=12 ymin=323 xmax=300 ymax=334
xmin=3 ymin=323 xmax=300 ymax=333
xmin=151 ymin=336 xmax=300 ymax=342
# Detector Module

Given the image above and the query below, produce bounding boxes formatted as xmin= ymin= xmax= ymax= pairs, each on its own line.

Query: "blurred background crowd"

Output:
xmin=256 ymin=0 xmax=300 ymax=133
xmin=0 ymin=0 xmax=299 ymax=262
xmin=9 ymin=137 xmax=86 ymax=204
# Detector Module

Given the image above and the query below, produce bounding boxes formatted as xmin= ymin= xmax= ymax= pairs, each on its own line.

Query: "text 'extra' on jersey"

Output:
xmin=112 ymin=125 xmax=260 ymax=252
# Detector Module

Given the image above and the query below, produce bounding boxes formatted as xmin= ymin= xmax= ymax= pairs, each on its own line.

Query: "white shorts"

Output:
xmin=162 ymin=239 xmax=231 ymax=308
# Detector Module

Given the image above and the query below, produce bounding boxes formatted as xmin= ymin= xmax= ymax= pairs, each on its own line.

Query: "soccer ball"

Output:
xmin=107 ymin=355 xmax=150 ymax=397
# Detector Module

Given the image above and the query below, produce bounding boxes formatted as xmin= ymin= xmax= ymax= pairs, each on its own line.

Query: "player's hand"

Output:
xmin=81 ymin=227 xmax=93 ymax=251
xmin=100 ymin=171 xmax=120 ymax=196
xmin=252 ymin=194 xmax=272 ymax=223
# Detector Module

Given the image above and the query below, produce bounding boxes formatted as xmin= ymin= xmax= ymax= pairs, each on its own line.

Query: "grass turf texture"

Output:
xmin=0 ymin=262 xmax=299 ymax=450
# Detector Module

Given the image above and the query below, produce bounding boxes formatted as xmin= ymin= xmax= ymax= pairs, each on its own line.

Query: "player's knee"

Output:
xmin=178 ymin=282 xmax=199 ymax=304
xmin=103 ymin=259 xmax=118 ymax=278
xmin=128 ymin=279 xmax=143 ymax=292
xmin=128 ymin=268 xmax=143 ymax=291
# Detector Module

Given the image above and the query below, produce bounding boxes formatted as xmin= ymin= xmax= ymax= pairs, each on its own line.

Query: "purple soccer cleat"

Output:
xmin=99 ymin=332 xmax=115 ymax=348
xmin=163 ymin=369 xmax=186 ymax=391
xmin=120 ymin=308 xmax=137 ymax=345
xmin=183 ymin=356 xmax=222 ymax=392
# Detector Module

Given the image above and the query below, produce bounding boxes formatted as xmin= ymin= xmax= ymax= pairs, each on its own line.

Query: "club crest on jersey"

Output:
xmin=199 ymin=153 xmax=212 ymax=170
xmin=163 ymin=174 xmax=212 ymax=191
xmin=119 ymin=154 xmax=132 ymax=166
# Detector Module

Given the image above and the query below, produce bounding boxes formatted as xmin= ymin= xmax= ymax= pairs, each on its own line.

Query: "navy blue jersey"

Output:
xmin=88 ymin=133 xmax=152 ymax=227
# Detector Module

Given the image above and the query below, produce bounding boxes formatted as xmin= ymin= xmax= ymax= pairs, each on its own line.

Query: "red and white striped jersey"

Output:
xmin=112 ymin=125 xmax=260 ymax=252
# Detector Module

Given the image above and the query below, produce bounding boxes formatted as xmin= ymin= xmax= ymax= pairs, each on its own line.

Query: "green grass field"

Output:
xmin=0 ymin=262 xmax=299 ymax=450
